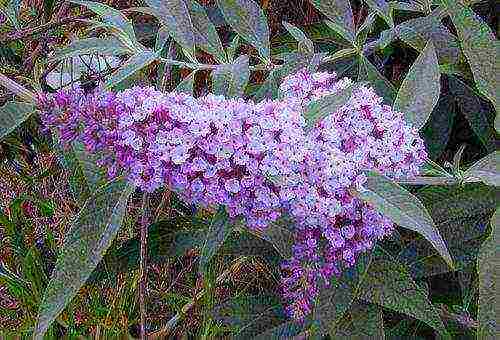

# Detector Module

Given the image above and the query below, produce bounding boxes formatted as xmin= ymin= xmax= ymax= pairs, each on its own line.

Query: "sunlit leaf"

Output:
xmin=310 ymin=0 xmax=355 ymax=42
xmin=199 ymin=207 xmax=232 ymax=272
xmin=145 ymin=0 xmax=196 ymax=56
xmin=104 ymin=50 xmax=158 ymax=89
xmin=394 ymin=41 xmax=440 ymax=130
xmin=476 ymin=208 xmax=498 ymax=338
xmin=0 ymin=101 xmax=35 ymax=141
xmin=187 ymin=0 xmax=225 ymax=62
xmin=216 ymin=0 xmax=270 ymax=59
xmin=358 ymin=254 xmax=448 ymax=335
xmin=34 ymin=180 xmax=134 ymax=338
xmin=443 ymin=0 xmax=498 ymax=114
xmin=51 ymin=37 xmax=130 ymax=62
xmin=353 ymin=171 xmax=454 ymax=269
xmin=212 ymin=55 xmax=249 ymax=98
xmin=465 ymin=151 xmax=500 ymax=187
xmin=282 ymin=21 xmax=314 ymax=55
xmin=365 ymin=0 xmax=394 ymax=27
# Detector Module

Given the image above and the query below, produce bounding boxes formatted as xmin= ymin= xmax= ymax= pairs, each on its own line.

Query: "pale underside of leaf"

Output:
xmin=0 ymin=101 xmax=35 ymax=140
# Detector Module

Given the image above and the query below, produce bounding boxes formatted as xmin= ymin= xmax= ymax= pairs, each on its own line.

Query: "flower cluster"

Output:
xmin=37 ymin=68 xmax=427 ymax=319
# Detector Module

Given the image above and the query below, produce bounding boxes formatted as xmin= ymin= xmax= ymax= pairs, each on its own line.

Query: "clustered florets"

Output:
xmin=37 ymin=69 xmax=427 ymax=320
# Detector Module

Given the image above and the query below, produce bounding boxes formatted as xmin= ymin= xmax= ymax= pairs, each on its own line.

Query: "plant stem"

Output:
xmin=139 ymin=192 xmax=150 ymax=340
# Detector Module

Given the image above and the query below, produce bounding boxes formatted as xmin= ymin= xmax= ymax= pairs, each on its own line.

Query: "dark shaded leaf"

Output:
xmin=199 ymin=207 xmax=232 ymax=272
xmin=422 ymin=94 xmax=456 ymax=160
xmin=358 ymin=254 xmax=448 ymax=335
xmin=394 ymin=41 xmax=440 ymax=130
xmin=216 ymin=0 xmax=270 ymax=59
xmin=365 ymin=0 xmax=393 ymax=27
xmin=212 ymin=55 xmax=250 ymax=98
xmin=175 ymin=71 xmax=196 ymax=94
xmin=34 ymin=180 xmax=133 ymax=338
xmin=354 ymin=171 xmax=454 ymax=269
xmin=357 ymin=55 xmax=395 ymax=103
xmin=0 ymin=101 xmax=35 ymax=141
xmin=329 ymin=302 xmax=385 ymax=338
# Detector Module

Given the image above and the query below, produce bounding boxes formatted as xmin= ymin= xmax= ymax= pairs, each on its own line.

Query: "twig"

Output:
xmin=139 ymin=192 xmax=150 ymax=340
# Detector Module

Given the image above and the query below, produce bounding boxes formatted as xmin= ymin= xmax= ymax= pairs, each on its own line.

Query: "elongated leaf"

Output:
xmin=358 ymin=255 xmax=448 ymax=335
xmin=175 ymin=71 xmax=196 ymax=94
xmin=310 ymin=0 xmax=355 ymax=42
xmin=104 ymin=50 xmax=157 ymax=89
xmin=0 ymin=73 xmax=37 ymax=102
xmin=465 ymin=151 xmax=500 ymax=187
xmin=145 ymin=0 xmax=196 ymax=56
xmin=477 ymin=208 xmax=497 ymax=338
xmin=394 ymin=41 xmax=440 ymax=130
xmin=212 ymin=55 xmax=249 ymax=98
xmin=282 ymin=21 xmax=314 ymax=55
xmin=357 ymin=56 xmax=395 ymax=103
xmin=199 ymin=207 xmax=232 ymax=272
xmin=187 ymin=0 xmax=225 ymax=62
xmin=0 ymin=101 xmax=35 ymax=140
xmin=251 ymin=217 xmax=294 ymax=259
xmin=34 ymin=180 xmax=134 ymax=338
xmin=443 ymin=0 xmax=498 ymax=114
xmin=449 ymin=76 xmax=496 ymax=152
xmin=422 ymin=94 xmax=456 ymax=160
xmin=216 ymin=0 xmax=270 ymax=59
xmin=353 ymin=171 xmax=454 ymax=269
xmin=329 ymin=302 xmax=385 ymax=338
xmin=51 ymin=37 xmax=130 ymax=61
xmin=365 ymin=0 xmax=393 ymax=27
xmin=69 ymin=0 xmax=136 ymax=43
xmin=304 ymin=83 xmax=355 ymax=129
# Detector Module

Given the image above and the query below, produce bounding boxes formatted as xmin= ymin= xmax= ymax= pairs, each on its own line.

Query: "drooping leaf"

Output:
xmin=329 ymin=302 xmax=385 ymax=338
xmin=51 ymin=37 xmax=130 ymax=62
xmin=465 ymin=151 xmax=500 ymax=187
xmin=476 ymin=208 xmax=498 ymax=338
xmin=443 ymin=0 xmax=498 ymax=114
xmin=357 ymin=55 xmax=396 ymax=103
xmin=199 ymin=207 xmax=232 ymax=272
xmin=365 ymin=0 xmax=393 ymax=27
xmin=310 ymin=0 xmax=355 ymax=42
xmin=34 ymin=180 xmax=134 ymax=338
xmin=358 ymin=254 xmax=448 ymax=335
xmin=216 ymin=0 xmax=270 ymax=59
xmin=314 ymin=252 xmax=373 ymax=335
xmin=353 ymin=171 xmax=454 ymax=269
xmin=449 ymin=76 xmax=496 ymax=152
xmin=187 ymin=0 xmax=226 ymax=62
xmin=250 ymin=217 xmax=294 ymax=259
xmin=282 ymin=21 xmax=314 ymax=55
xmin=69 ymin=0 xmax=136 ymax=44
xmin=394 ymin=41 xmax=440 ymax=130
xmin=0 ymin=101 xmax=35 ymax=141
xmin=175 ymin=71 xmax=196 ymax=94
xmin=145 ymin=0 xmax=196 ymax=56
xmin=422 ymin=93 xmax=456 ymax=160
xmin=212 ymin=55 xmax=249 ymax=98
xmin=104 ymin=50 xmax=158 ymax=89
xmin=304 ymin=83 xmax=355 ymax=130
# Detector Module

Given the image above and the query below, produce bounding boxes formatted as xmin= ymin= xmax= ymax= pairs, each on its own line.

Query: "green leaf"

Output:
xmin=358 ymin=254 xmax=448 ymax=335
xmin=216 ymin=0 xmax=270 ymax=59
xmin=449 ymin=76 xmax=496 ymax=152
xmin=365 ymin=0 xmax=394 ymax=27
xmin=51 ymin=37 xmax=130 ymax=62
xmin=304 ymin=82 xmax=355 ymax=130
xmin=357 ymin=55 xmax=396 ymax=103
xmin=465 ymin=151 xmax=500 ymax=187
xmin=175 ymin=71 xmax=196 ymax=94
xmin=69 ymin=0 xmax=136 ymax=44
xmin=199 ymin=207 xmax=232 ymax=272
xmin=353 ymin=171 xmax=454 ymax=269
xmin=314 ymin=252 xmax=373 ymax=334
xmin=0 ymin=73 xmax=37 ymax=102
xmin=394 ymin=41 xmax=440 ymax=130
xmin=104 ymin=50 xmax=158 ymax=89
xmin=34 ymin=180 xmax=133 ymax=338
xmin=329 ymin=302 xmax=385 ymax=338
xmin=476 ymin=208 xmax=497 ymax=338
xmin=0 ymin=101 xmax=35 ymax=141
xmin=145 ymin=0 xmax=196 ymax=56
xmin=310 ymin=0 xmax=355 ymax=42
xmin=422 ymin=94 xmax=456 ymax=160
xmin=443 ymin=0 xmax=498 ymax=114
xmin=250 ymin=217 xmax=294 ymax=259
xmin=212 ymin=55 xmax=249 ymax=98
xmin=187 ymin=0 xmax=226 ymax=62
xmin=282 ymin=21 xmax=314 ymax=55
